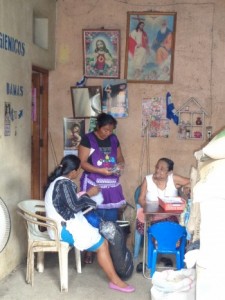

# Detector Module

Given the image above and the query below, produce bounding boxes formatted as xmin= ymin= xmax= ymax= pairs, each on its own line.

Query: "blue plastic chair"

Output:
xmin=147 ymin=221 xmax=187 ymax=277
xmin=133 ymin=185 xmax=143 ymax=259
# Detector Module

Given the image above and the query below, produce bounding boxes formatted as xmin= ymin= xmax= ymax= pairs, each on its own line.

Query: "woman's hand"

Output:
xmin=87 ymin=186 xmax=101 ymax=197
xmin=117 ymin=162 xmax=125 ymax=175
xmin=99 ymin=168 xmax=114 ymax=176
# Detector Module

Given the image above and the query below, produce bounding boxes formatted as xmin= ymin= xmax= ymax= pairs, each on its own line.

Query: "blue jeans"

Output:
xmin=85 ymin=208 xmax=119 ymax=228
xmin=96 ymin=208 xmax=119 ymax=222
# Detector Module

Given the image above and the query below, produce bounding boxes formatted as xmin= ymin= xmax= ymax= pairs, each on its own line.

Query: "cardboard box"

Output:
xmin=159 ymin=196 xmax=186 ymax=212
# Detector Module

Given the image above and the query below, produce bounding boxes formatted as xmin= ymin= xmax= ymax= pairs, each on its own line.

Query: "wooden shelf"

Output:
xmin=176 ymin=98 xmax=207 ymax=140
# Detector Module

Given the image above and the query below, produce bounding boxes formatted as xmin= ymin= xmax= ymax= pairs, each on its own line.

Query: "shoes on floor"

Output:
xmin=136 ymin=262 xmax=146 ymax=273
xmin=160 ymin=257 xmax=173 ymax=267
xmin=109 ymin=282 xmax=135 ymax=293
xmin=84 ymin=251 xmax=94 ymax=264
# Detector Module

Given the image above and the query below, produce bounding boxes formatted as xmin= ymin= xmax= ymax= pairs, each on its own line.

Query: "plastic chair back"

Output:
xmin=150 ymin=221 xmax=186 ymax=251
xmin=147 ymin=221 xmax=187 ymax=276
xmin=133 ymin=185 xmax=143 ymax=259
xmin=134 ymin=185 xmax=141 ymax=204
xmin=17 ymin=200 xmax=50 ymax=239
xmin=17 ymin=199 xmax=81 ymax=292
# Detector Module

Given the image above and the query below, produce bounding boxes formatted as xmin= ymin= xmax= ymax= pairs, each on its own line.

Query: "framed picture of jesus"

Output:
xmin=125 ymin=11 xmax=177 ymax=83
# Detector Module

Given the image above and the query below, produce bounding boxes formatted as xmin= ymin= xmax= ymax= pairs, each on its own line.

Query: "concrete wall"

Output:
xmin=0 ymin=0 xmax=56 ymax=280
xmin=49 ymin=0 xmax=225 ymax=213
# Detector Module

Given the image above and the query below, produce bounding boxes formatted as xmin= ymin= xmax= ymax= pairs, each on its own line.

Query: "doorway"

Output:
xmin=31 ymin=66 xmax=49 ymax=199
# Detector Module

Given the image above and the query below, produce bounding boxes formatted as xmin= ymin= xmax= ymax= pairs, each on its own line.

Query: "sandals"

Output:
xmin=136 ymin=258 xmax=173 ymax=274
xmin=136 ymin=262 xmax=147 ymax=273
xmin=84 ymin=251 xmax=94 ymax=264
xmin=160 ymin=257 xmax=173 ymax=267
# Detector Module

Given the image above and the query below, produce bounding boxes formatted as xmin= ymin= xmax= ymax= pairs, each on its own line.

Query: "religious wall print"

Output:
xmin=83 ymin=29 xmax=120 ymax=78
xmin=64 ymin=118 xmax=85 ymax=151
xmin=102 ymin=79 xmax=128 ymax=118
xmin=142 ymin=97 xmax=169 ymax=137
xmin=125 ymin=12 xmax=176 ymax=83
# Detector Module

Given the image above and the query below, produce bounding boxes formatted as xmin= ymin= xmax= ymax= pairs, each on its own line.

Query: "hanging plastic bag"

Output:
xmin=99 ymin=221 xmax=134 ymax=280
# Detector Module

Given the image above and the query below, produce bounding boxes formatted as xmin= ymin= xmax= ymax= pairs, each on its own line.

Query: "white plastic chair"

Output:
xmin=17 ymin=200 xmax=82 ymax=292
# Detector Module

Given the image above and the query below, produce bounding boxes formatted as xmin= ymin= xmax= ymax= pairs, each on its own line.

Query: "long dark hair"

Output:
xmin=158 ymin=157 xmax=174 ymax=171
xmin=95 ymin=39 xmax=112 ymax=57
xmin=96 ymin=112 xmax=117 ymax=130
xmin=44 ymin=155 xmax=80 ymax=193
xmin=136 ymin=21 xmax=144 ymax=31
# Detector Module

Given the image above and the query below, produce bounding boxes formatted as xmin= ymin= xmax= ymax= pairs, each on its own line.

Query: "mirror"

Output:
xmin=71 ymin=86 xmax=102 ymax=118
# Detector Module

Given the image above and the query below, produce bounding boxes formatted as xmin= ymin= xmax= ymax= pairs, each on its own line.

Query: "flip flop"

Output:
xmin=159 ymin=257 xmax=173 ymax=267
xmin=136 ymin=262 xmax=146 ymax=273
xmin=159 ymin=257 xmax=168 ymax=263
xmin=164 ymin=258 xmax=173 ymax=267
xmin=84 ymin=252 xmax=94 ymax=264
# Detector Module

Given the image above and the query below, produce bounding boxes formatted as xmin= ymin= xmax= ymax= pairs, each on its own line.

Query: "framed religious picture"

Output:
xmin=124 ymin=11 xmax=177 ymax=83
xmin=63 ymin=118 xmax=85 ymax=151
xmin=82 ymin=29 xmax=120 ymax=78
xmin=102 ymin=79 xmax=128 ymax=118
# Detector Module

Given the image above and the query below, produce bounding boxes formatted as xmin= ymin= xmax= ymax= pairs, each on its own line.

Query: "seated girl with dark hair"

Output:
xmin=44 ymin=154 xmax=135 ymax=293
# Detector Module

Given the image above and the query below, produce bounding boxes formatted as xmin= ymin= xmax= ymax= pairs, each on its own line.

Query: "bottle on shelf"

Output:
xmin=186 ymin=129 xmax=191 ymax=139
xmin=196 ymin=117 xmax=202 ymax=125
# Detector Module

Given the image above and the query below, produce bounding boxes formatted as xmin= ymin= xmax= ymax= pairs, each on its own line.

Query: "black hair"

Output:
xmin=136 ymin=21 xmax=145 ymax=31
xmin=158 ymin=157 xmax=174 ymax=171
xmin=95 ymin=39 xmax=112 ymax=57
xmin=96 ymin=112 xmax=117 ymax=129
xmin=44 ymin=155 xmax=80 ymax=193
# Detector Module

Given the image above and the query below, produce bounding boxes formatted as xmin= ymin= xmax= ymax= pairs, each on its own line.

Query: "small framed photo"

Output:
xmin=102 ymin=79 xmax=128 ymax=118
xmin=125 ymin=11 xmax=177 ymax=83
xmin=82 ymin=29 xmax=120 ymax=78
xmin=63 ymin=118 xmax=85 ymax=151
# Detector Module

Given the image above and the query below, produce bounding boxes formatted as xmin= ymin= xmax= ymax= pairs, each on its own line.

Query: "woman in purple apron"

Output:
xmin=79 ymin=113 xmax=126 ymax=263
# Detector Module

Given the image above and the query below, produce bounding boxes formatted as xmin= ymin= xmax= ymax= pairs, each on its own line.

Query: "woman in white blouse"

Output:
xmin=138 ymin=157 xmax=190 ymax=223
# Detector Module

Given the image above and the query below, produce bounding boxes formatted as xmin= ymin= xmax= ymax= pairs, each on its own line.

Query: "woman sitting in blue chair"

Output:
xmin=136 ymin=157 xmax=190 ymax=271
xmin=138 ymin=157 xmax=190 ymax=223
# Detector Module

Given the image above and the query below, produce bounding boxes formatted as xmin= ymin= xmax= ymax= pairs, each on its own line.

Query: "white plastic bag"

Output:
xmin=91 ymin=191 xmax=104 ymax=205
xmin=152 ymin=269 xmax=195 ymax=293
xmin=184 ymin=249 xmax=200 ymax=269
xmin=151 ymin=285 xmax=196 ymax=300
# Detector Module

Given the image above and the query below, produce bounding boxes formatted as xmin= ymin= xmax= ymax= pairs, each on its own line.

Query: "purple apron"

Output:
xmin=80 ymin=132 xmax=126 ymax=209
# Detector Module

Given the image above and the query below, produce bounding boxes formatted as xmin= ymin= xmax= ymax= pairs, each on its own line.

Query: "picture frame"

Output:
xmin=63 ymin=118 xmax=85 ymax=151
xmin=102 ymin=79 xmax=128 ymax=118
xmin=125 ymin=11 xmax=177 ymax=83
xmin=71 ymin=86 xmax=102 ymax=118
xmin=85 ymin=117 xmax=97 ymax=133
xmin=82 ymin=29 xmax=120 ymax=78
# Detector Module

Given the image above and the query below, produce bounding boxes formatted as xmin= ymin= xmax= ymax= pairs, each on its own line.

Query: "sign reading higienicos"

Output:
xmin=0 ymin=32 xmax=25 ymax=56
